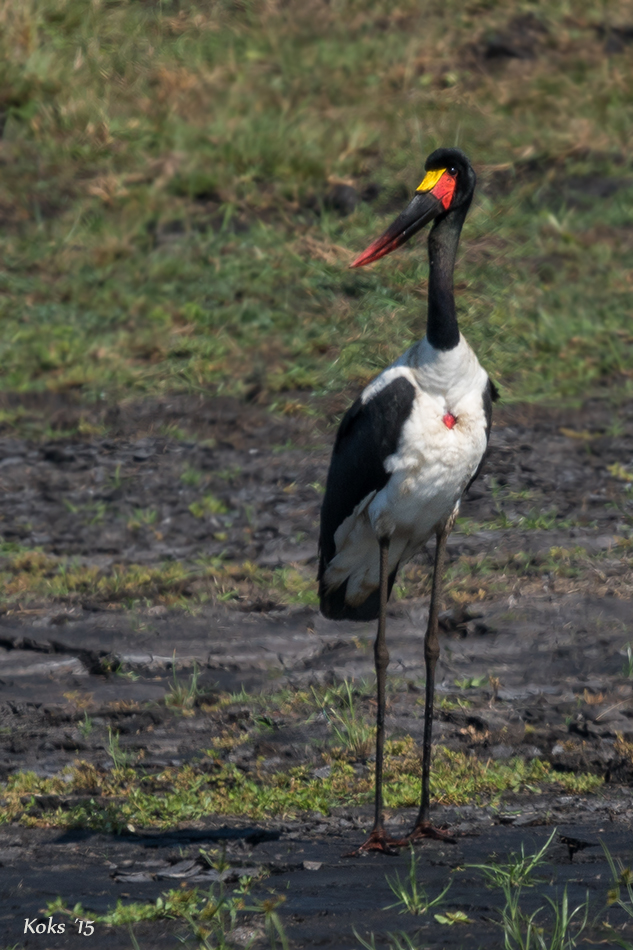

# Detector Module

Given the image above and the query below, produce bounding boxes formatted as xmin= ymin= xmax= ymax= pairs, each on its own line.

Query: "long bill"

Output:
xmin=350 ymin=190 xmax=445 ymax=268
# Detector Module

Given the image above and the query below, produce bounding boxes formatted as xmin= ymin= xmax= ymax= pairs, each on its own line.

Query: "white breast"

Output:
xmin=368 ymin=336 xmax=489 ymax=548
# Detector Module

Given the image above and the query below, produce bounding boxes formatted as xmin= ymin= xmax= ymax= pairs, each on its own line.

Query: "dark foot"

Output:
xmin=399 ymin=821 xmax=457 ymax=845
xmin=343 ymin=827 xmax=403 ymax=857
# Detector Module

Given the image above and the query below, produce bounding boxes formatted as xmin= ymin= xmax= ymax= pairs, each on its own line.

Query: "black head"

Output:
xmin=420 ymin=147 xmax=476 ymax=212
xmin=351 ymin=147 xmax=476 ymax=268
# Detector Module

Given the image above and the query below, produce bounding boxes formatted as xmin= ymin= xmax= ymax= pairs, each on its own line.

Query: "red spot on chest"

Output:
xmin=443 ymin=412 xmax=457 ymax=429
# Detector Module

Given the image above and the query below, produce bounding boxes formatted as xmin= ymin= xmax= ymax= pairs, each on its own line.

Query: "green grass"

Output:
xmin=165 ymin=659 xmax=208 ymax=715
xmin=497 ymin=883 xmax=590 ymax=950
xmin=385 ymin=847 xmax=452 ymax=916
xmin=469 ymin=829 xmax=557 ymax=889
xmin=0 ymin=0 xmax=633 ymax=417
xmin=0 ymin=737 xmax=602 ymax=833
xmin=0 ymin=534 xmax=628 ymax=612
xmin=47 ymin=877 xmax=288 ymax=950
xmin=0 ymin=545 xmax=318 ymax=610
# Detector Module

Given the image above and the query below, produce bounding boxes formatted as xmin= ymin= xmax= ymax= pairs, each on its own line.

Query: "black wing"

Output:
xmin=466 ymin=376 xmax=499 ymax=493
xmin=318 ymin=375 xmax=416 ymax=620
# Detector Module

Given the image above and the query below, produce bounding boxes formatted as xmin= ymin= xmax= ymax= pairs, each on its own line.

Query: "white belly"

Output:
xmin=369 ymin=387 xmax=488 ymax=550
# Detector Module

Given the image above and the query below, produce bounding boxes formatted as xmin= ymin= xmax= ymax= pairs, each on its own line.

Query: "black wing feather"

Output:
xmin=466 ymin=376 xmax=499 ymax=493
xmin=318 ymin=376 xmax=416 ymax=620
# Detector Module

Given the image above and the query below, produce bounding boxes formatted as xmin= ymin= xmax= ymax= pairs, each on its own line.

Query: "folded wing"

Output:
xmin=318 ymin=375 xmax=416 ymax=620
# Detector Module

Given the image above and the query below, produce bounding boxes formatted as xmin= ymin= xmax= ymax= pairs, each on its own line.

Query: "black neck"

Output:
xmin=426 ymin=202 xmax=469 ymax=351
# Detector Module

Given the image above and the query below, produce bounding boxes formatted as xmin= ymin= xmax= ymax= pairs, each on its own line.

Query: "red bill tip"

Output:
xmin=350 ymin=236 xmax=400 ymax=268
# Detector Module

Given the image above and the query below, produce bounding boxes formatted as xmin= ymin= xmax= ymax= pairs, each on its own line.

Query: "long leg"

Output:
xmin=406 ymin=520 xmax=456 ymax=843
xmin=346 ymin=537 xmax=401 ymax=856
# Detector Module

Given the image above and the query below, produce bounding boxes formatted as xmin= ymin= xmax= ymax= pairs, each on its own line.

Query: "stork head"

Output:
xmin=350 ymin=148 xmax=476 ymax=268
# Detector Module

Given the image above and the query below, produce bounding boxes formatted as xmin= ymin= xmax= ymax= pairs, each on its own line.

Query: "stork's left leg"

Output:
xmin=345 ymin=537 xmax=402 ymax=856
xmin=404 ymin=519 xmax=456 ymax=844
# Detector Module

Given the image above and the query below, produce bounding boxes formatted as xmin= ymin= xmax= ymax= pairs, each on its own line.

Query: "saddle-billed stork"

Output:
xmin=318 ymin=148 xmax=498 ymax=854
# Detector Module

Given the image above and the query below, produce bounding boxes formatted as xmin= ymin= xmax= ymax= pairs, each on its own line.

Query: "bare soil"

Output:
xmin=1 ymin=393 xmax=633 ymax=948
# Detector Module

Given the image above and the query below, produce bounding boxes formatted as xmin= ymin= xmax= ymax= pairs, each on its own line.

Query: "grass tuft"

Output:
xmin=385 ymin=846 xmax=451 ymax=916
xmin=0 ymin=743 xmax=602 ymax=832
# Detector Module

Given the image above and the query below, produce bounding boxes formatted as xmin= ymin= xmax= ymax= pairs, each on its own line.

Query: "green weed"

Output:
xmin=356 ymin=931 xmax=429 ymax=950
xmin=318 ymin=679 xmax=376 ymax=758
xmin=127 ymin=508 xmax=158 ymax=531
xmin=0 ymin=745 xmax=602 ymax=832
xmin=469 ymin=830 xmax=556 ymax=889
xmin=181 ymin=466 xmax=205 ymax=487
xmin=498 ymin=883 xmax=589 ymax=950
xmin=454 ymin=674 xmax=489 ymax=690
xmin=49 ymin=879 xmax=288 ymax=950
xmin=106 ymin=728 xmax=135 ymax=770
xmin=245 ymin=896 xmax=289 ymax=950
xmin=78 ymin=713 xmax=93 ymax=738
xmin=603 ymin=841 xmax=633 ymax=924
xmin=165 ymin=657 xmax=206 ymax=716
xmin=434 ymin=910 xmax=472 ymax=925
xmin=385 ymin=846 xmax=451 ymax=916
xmin=189 ymin=494 xmax=228 ymax=518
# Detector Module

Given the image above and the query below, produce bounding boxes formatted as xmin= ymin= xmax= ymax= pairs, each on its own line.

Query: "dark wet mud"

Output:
xmin=2 ymin=801 xmax=633 ymax=948
xmin=1 ymin=394 xmax=633 ymax=947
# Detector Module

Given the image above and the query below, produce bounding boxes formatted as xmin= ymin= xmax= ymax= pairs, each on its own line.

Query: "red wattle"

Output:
xmin=443 ymin=412 xmax=456 ymax=429
xmin=432 ymin=174 xmax=457 ymax=210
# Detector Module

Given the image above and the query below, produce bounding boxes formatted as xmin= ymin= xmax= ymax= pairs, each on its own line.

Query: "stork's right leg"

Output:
xmin=345 ymin=537 xmax=401 ymax=856
xmin=402 ymin=523 xmax=456 ymax=844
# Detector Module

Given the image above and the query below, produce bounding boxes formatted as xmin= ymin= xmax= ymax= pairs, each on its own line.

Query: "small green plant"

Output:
xmin=106 ymin=728 xmax=135 ymax=769
xmin=355 ymin=929 xmax=429 ymax=949
xmin=189 ymin=494 xmax=228 ymax=518
xmin=128 ymin=925 xmax=141 ymax=950
xmin=214 ymin=466 xmax=242 ymax=482
xmin=454 ymin=674 xmax=489 ymax=690
xmin=78 ymin=713 xmax=93 ymax=738
xmin=181 ymin=466 xmax=205 ymax=487
xmin=200 ymin=845 xmax=231 ymax=874
xmin=622 ymin=644 xmax=633 ymax=679
xmin=317 ymin=679 xmax=375 ymax=759
xmin=226 ymin=685 xmax=252 ymax=705
xmin=603 ymin=841 xmax=633 ymax=924
xmin=437 ymin=696 xmax=472 ymax=711
xmin=498 ymin=883 xmax=589 ymax=950
xmin=49 ymin=881 xmax=259 ymax=949
xmin=87 ymin=501 xmax=108 ymax=525
xmin=165 ymin=658 xmax=204 ymax=716
xmin=470 ymin=829 xmax=556 ymax=889
xmin=434 ymin=910 xmax=472 ymax=925
xmin=109 ymin=466 xmax=123 ymax=491
xmin=384 ymin=847 xmax=451 ymax=916
xmin=116 ymin=667 xmax=140 ymax=682
xmin=127 ymin=507 xmax=158 ymax=531
xmin=245 ymin=895 xmax=289 ymax=950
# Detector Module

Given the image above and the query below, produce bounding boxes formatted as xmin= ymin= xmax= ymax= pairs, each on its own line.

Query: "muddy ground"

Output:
xmin=1 ymin=393 xmax=633 ymax=948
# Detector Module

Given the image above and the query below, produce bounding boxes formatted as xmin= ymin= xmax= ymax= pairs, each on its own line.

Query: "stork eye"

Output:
xmin=448 ymin=166 xmax=457 ymax=175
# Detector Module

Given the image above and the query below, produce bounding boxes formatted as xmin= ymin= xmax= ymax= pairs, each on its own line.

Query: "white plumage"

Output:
xmin=322 ymin=335 xmax=489 ymax=607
